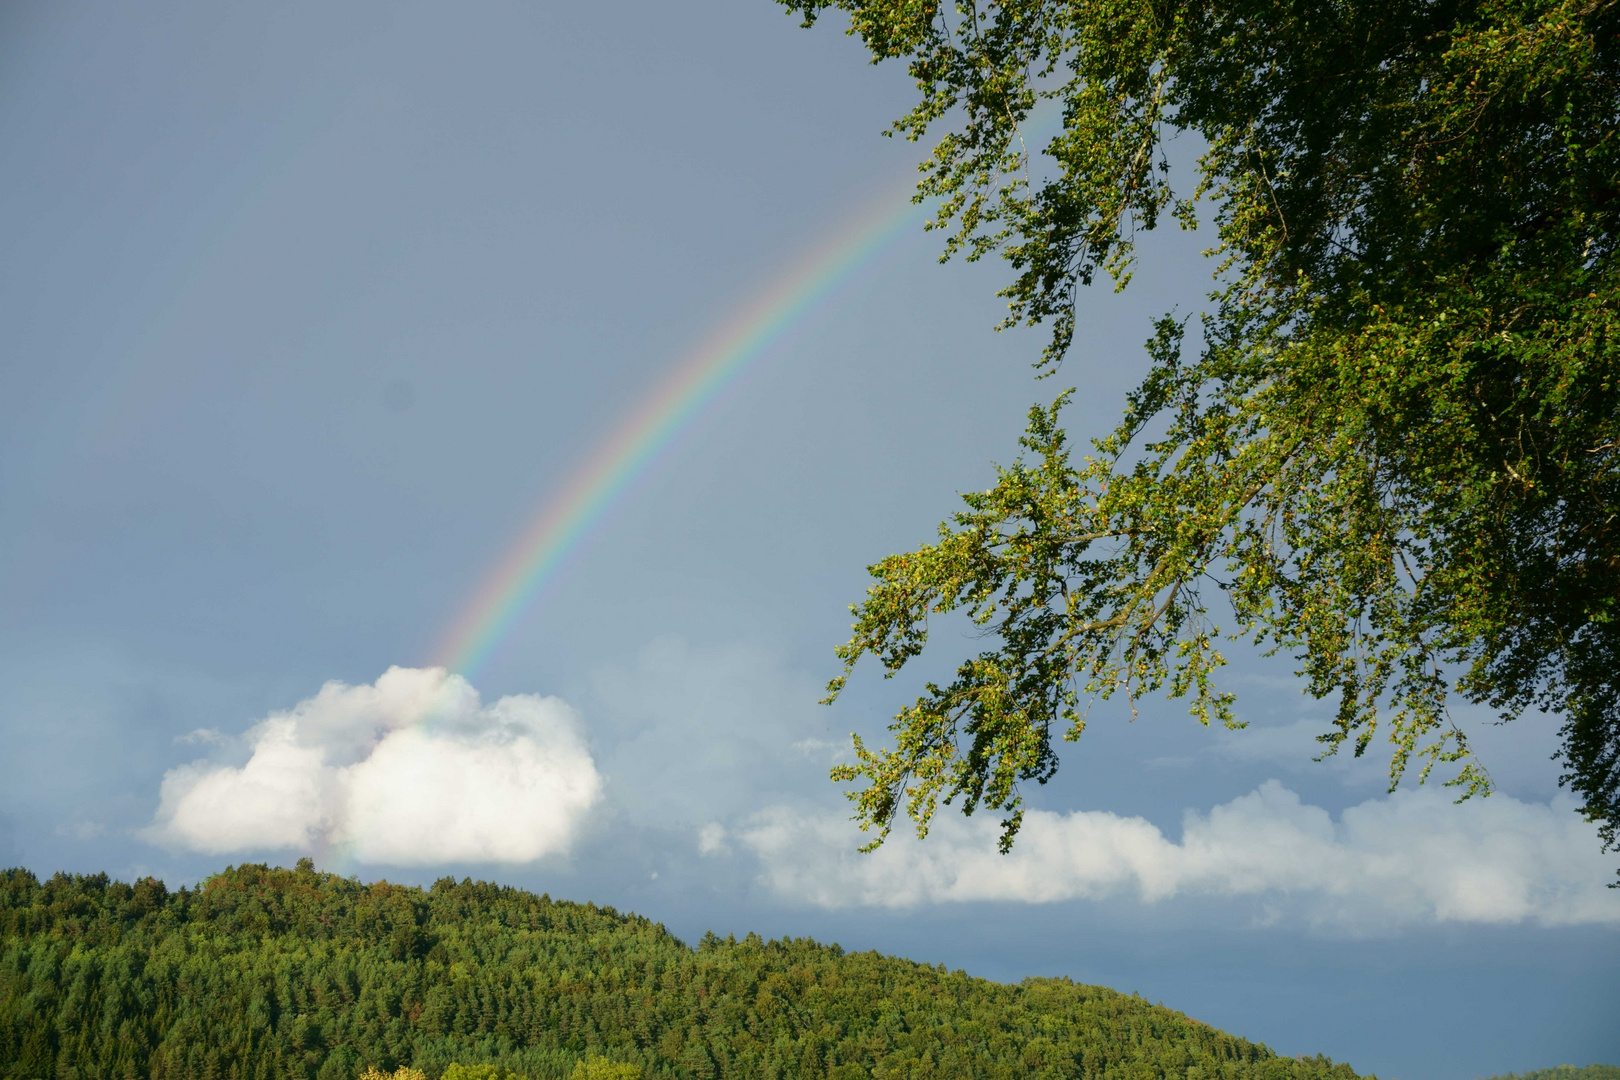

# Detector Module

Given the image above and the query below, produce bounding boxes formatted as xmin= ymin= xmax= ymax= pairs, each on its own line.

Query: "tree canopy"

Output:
xmin=0 ymin=863 xmax=1368 ymax=1080
xmin=784 ymin=0 xmax=1620 ymax=860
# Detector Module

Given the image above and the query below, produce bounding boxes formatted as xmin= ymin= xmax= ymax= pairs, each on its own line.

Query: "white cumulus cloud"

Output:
xmin=739 ymin=781 xmax=1620 ymax=929
xmin=146 ymin=666 xmax=601 ymax=865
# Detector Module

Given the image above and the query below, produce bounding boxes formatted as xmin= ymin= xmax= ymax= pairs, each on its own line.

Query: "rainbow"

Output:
xmin=432 ymin=184 xmax=928 ymax=677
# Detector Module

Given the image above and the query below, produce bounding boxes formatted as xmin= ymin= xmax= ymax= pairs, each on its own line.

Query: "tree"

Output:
xmin=568 ymin=1060 xmax=642 ymax=1080
xmin=0 ymin=865 xmax=1364 ymax=1080
xmin=782 ymin=0 xmax=1620 ymax=861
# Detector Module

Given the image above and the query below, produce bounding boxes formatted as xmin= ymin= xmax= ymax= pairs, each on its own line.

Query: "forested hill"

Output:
xmin=1 ymin=864 xmax=1367 ymax=1080
xmin=1481 ymin=1068 xmax=1620 ymax=1080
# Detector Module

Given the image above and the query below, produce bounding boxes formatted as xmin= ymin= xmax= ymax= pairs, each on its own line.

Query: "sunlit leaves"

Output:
xmin=789 ymin=0 xmax=1620 ymax=863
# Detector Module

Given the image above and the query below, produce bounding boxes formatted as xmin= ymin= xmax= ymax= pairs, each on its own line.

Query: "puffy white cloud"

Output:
xmin=739 ymin=781 xmax=1620 ymax=928
xmin=146 ymin=666 xmax=601 ymax=865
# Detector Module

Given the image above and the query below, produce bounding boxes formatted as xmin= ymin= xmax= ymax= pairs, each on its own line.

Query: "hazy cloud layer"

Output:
xmin=589 ymin=637 xmax=835 ymax=826
xmin=740 ymin=781 xmax=1620 ymax=928
xmin=147 ymin=667 xmax=600 ymax=864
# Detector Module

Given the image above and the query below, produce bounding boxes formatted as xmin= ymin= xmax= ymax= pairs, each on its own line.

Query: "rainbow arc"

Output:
xmin=432 ymin=184 xmax=927 ymax=677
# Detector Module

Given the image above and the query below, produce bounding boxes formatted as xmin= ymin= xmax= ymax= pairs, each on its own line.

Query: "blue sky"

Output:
xmin=1 ymin=4 xmax=1616 ymax=1079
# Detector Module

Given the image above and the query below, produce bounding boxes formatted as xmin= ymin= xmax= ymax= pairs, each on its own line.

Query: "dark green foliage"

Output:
xmin=1481 ymin=1067 xmax=1620 ymax=1080
xmin=1 ymin=864 xmax=1370 ymax=1080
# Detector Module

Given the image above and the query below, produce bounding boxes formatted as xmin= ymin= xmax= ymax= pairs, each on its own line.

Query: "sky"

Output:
xmin=0 ymin=4 xmax=1616 ymax=1079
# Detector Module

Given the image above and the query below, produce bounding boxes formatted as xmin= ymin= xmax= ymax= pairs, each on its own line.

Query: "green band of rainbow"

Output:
xmin=433 ymin=185 xmax=927 ymax=677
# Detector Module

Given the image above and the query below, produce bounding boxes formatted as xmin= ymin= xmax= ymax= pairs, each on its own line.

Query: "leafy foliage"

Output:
xmin=0 ymin=863 xmax=1371 ymax=1080
xmin=570 ymin=1060 xmax=644 ymax=1080
xmin=362 ymin=1069 xmax=427 ymax=1080
xmin=784 ymin=0 xmax=1620 ymax=859
xmin=444 ymin=1066 xmax=534 ymax=1080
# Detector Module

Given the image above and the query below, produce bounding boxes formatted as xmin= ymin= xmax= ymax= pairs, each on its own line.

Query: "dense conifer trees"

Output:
xmin=1 ymin=864 xmax=1367 ymax=1080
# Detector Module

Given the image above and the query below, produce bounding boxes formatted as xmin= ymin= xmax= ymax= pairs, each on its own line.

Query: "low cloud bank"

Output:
xmin=147 ymin=666 xmax=600 ymax=864
xmin=740 ymin=781 xmax=1620 ymax=927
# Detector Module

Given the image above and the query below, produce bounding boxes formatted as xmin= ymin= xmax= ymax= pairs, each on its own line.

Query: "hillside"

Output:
xmin=1481 ymin=1069 xmax=1620 ymax=1080
xmin=0 ymin=863 xmax=1368 ymax=1080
